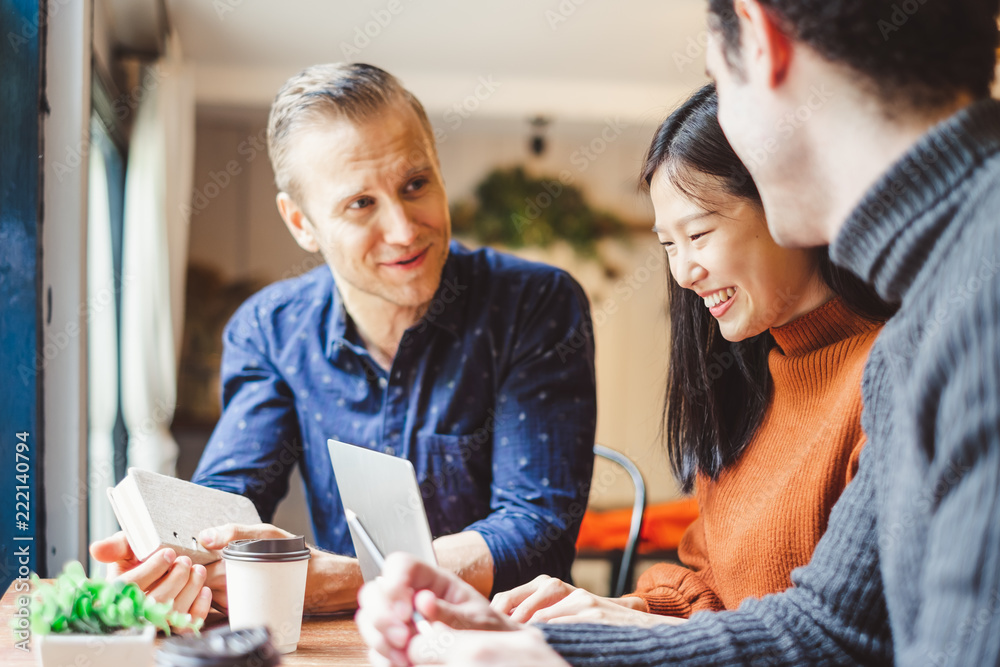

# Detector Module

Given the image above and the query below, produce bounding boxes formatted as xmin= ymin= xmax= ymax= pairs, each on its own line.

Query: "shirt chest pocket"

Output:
xmin=413 ymin=434 xmax=492 ymax=537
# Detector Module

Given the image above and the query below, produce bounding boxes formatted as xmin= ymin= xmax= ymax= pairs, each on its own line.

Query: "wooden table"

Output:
xmin=0 ymin=580 xmax=371 ymax=665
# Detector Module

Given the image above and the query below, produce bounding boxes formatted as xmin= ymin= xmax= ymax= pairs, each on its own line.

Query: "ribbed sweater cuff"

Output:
xmin=623 ymin=592 xmax=691 ymax=618
xmin=541 ymin=616 xmax=774 ymax=667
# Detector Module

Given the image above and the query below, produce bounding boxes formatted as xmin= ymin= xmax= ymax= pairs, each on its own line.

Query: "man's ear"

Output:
xmin=276 ymin=192 xmax=320 ymax=253
xmin=736 ymin=0 xmax=793 ymax=88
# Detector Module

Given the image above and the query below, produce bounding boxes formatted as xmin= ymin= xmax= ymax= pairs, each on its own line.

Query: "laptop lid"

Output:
xmin=326 ymin=439 xmax=438 ymax=582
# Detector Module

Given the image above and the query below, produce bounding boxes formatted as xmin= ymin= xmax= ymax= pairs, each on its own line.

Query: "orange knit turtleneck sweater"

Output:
xmin=626 ymin=297 xmax=883 ymax=617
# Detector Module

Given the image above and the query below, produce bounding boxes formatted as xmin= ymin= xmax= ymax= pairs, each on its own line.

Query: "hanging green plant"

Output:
xmin=17 ymin=560 xmax=203 ymax=637
xmin=451 ymin=166 xmax=626 ymax=256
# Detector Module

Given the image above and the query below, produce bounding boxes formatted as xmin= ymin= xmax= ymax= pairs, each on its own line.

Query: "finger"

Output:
xmin=116 ymin=548 xmax=177 ymax=590
xmin=202 ymin=560 xmax=229 ymax=613
xmin=211 ymin=590 xmax=229 ymax=613
xmin=413 ymin=591 xmax=469 ymax=629
xmin=356 ymin=611 xmax=415 ymax=664
xmin=89 ymin=532 xmax=139 ymax=574
xmin=654 ymin=614 xmax=688 ymax=627
xmin=357 ymin=582 xmax=419 ymax=650
xmin=490 ymin=575 xmax=553 ymax=615
xmin=198 ymin=522 xmax=291 ymax=550
xmin=382 ymin=553 xmax=471 ymax=606
xmin=414 ymin=591 xmax=516 ymax=633
xmin=507 ymin=580 xmax=577 ymax=624
xmin=147 ymin=556 xmax=193 ymax=605
xmin=172 ymin=563 xmax=208 ymax=613
xmin=172 ymin=587 xmax=213 ymax=635
xmin=525 ymin=592 xmax=597 ymax=625
xmin=543 ymin=613 xmax=595 ymax=625
xmin=188 ymin=587 xmax=213 ymax=624
xmin=202 ymin=559 xmax=227 ymax=594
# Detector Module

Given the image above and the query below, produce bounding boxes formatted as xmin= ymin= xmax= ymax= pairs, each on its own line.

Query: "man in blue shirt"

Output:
xmin=91 ymin=63 xmax=596 ymax=618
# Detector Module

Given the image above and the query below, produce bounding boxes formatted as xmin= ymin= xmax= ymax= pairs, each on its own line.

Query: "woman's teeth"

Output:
xmin=704 ymin=288 xmax=735 ymax=308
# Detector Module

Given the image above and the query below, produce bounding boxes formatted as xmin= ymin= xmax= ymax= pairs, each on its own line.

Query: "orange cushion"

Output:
xmin=576 ymin=498 xmax=699 ymax=554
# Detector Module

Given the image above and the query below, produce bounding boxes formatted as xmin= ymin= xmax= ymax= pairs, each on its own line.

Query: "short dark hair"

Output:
xmin=642 ymin=84 xmax=897 ymax=492
xmin=708 ymin=0 xmax=1000 ymax=111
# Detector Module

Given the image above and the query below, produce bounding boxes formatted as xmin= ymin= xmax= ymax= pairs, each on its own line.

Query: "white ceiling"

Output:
xmin=159 ymin=0 xmax=711 ymax=122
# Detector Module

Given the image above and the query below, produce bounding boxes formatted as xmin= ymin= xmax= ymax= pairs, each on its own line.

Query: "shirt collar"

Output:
xmin=831 ymin=99 xmax=1000 ymax=303
xmin=324 ymin=242 xmax=468 ymax=358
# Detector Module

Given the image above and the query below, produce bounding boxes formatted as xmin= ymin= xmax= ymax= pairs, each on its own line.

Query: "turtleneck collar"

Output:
xmin=831 ymin=100 xmax=1000 ymax=303
xmin=770 ymin=297 xmax=879 ymax=357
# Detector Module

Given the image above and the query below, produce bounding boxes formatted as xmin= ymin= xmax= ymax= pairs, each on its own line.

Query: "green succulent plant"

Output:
xmin=18 ymin=560 xmax=203 ymax=636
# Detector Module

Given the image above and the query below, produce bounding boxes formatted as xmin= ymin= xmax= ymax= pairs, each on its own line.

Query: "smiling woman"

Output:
xmin=651 ymin=173 xmax=826 ymax=343
xmin=648 ymin=85 xmax=896 ymax=493
xmin=487 ymin=83 xmax=898 ymax=627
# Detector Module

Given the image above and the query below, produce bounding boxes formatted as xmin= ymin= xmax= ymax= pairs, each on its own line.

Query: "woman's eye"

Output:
xmin=690 ymin=231 xmax=708 ymax=241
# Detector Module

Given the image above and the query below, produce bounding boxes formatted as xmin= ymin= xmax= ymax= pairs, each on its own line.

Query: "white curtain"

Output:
xmin=120 ymin=32 xmax=196 ymax=475
xmin=87 ymin=122 xmax=120 ymax=560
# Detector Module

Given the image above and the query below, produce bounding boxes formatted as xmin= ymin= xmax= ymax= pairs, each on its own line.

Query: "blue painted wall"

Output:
xmin=0 ymin=0 xmax=42 ymax=594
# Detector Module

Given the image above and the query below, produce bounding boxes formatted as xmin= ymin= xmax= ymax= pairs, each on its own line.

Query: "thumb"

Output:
xmin=198 ymin=523 xmax=291 ymax=550
xmin=415 ymin=590 xmax=465 ymax=628
xmin=415 ymin=589 xmax=497 ymax=631
xmin=416 ymin=590 xmax=519 ymax=633
xmin=89 ymin=531 xmax=134 ymax=563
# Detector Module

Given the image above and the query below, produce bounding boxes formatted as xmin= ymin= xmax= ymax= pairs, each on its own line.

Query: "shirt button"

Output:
xmin=378 ymin=377 xmax=388 ymax=389
xmin=385 ymin=446 xmax=395 ymax=456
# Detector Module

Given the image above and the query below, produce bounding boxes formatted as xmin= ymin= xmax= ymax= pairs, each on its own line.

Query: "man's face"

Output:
xmin=284 ymin=104 xmax=451 ymax=311
xmin=705 ymin=29 xmax=762 ymax=185
xmin=706 ymin=11 xmax=824 ymax=248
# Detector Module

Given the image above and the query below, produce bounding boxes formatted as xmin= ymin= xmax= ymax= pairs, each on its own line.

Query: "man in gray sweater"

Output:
xmin=355 ymin=1 xmax=1000 ymax=665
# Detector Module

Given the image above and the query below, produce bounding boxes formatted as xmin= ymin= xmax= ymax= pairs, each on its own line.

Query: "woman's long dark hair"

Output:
xmin=646 ymin=84 xmax=896 ymax=493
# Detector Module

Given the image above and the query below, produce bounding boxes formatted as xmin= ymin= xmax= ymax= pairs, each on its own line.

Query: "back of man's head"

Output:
xmin=708 ymin=0 xmax=1000 ymax=112
xmin=266 ymin=62 xmax=435 ymax=202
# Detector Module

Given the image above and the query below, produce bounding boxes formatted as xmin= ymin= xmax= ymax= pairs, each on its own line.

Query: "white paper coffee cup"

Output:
xmin=222 ymin=536 xmax=311 ymax=654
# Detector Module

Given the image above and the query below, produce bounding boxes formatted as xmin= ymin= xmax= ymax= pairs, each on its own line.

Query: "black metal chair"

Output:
xmin=590 ymin=444 xmax=647 ymax=597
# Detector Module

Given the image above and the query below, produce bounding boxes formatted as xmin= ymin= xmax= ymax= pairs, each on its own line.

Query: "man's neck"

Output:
xmin=768 ymin=86 xmax=974 ymax=246
xmin=338 ymin=285 xmax=428 ymax=371
xmin=822 ymin=94 xmax=973 ymax=242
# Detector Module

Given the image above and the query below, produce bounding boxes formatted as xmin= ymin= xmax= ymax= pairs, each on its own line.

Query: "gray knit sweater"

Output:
xmin=543 ymin=100 xmax=1000 ymax=666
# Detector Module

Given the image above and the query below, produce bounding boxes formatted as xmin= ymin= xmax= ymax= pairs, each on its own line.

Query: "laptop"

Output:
xmin=326 ymin=439 xmax=438 ymax=582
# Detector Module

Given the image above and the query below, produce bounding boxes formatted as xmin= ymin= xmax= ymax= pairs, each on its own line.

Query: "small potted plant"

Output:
xmin=16 ymin=560 xmax=202 ymax=666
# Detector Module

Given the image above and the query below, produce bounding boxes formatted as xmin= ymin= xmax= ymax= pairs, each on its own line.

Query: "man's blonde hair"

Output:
xmin=266 ymin=63 xmax=436 ymax=202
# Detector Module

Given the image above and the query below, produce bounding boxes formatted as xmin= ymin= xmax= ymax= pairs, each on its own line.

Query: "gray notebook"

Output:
xmin=107 ymin=468 xmax=261 ymax=565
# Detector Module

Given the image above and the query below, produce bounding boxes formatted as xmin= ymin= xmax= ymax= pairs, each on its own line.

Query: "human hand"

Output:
xmin=406 ymin=626 xmax=570 ymax=667
xmin=89 ymin=532 xmax=212 ymax=627
xmin=195 ymin=522 xmax=296 ymax=612
xmin=490 ymin=574 xmax=687 ymax=627
xmin=356 ymin=553 xmax=521 ymax=666
xmin=196 ymin=522 xmax=364 ymax=614
xmin=490 ymin=574 xmax=585 ymax=623
xmin=526 ymin=591 xmax=687 ymax=627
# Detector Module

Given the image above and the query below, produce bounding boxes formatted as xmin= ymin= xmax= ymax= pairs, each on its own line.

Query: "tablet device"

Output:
xmin=327 ymin=439 xmax=438 ymax=582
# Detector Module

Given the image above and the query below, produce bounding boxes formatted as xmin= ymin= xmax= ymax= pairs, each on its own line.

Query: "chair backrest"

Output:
xmin=593 ymin=444 xmax=647 ymax=597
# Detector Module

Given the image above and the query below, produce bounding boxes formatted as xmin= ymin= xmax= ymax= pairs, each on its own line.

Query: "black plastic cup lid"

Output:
xmin=155 ymin=626 xmax=280 ymax=667
xmin=221 ymin=536 xmax=310 ymax=563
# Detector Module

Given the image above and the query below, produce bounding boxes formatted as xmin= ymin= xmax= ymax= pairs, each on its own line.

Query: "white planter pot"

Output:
xmin=35 ymin=624 xmax=156 ymax=667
